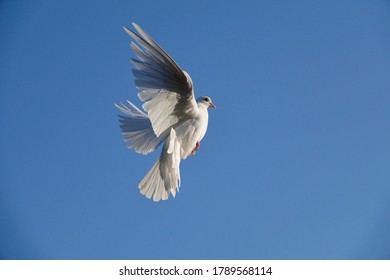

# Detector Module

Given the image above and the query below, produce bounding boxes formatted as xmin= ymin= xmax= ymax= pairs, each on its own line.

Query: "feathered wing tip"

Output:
xmin=115 ymin=101 xmax=164 ymax=155
xmin=115 ymin=100 xmax=148 ymax=118
xmin=138 ymin=128 xmax=182 ymax=202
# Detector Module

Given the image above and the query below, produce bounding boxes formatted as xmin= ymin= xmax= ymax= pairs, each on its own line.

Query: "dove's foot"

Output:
xmin=191 ymin=141 xmax=200 ymax=156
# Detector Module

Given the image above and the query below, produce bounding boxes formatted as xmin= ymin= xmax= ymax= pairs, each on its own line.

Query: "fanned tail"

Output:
xmin=138 ymin=128 xmax=182 ymax=202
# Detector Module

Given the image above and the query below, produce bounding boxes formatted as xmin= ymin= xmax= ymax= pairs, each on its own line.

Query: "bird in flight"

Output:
xmin=115 ymin=23 xmax=216 ymax=202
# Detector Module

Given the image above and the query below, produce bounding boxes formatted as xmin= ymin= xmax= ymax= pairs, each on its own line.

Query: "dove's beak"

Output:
xmin=209 ymin=102 xmax=216 ymax=109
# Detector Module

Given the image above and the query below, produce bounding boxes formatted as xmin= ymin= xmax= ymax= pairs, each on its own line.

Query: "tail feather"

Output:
xmin=138 ymin=128 xmax=181 ymax=202
xmin=139 ymin=158 xmax=170 ymax=201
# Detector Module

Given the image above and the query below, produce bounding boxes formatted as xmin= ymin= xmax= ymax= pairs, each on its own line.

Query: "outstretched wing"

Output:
xmin=124 ymin=23 xmax=198 ymax=137
xmin=115 ymin=101 xmax=166 ymax=155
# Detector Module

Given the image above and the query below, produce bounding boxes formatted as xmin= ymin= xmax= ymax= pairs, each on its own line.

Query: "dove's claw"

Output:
xmin=191 ymin=141 xmax=200 ymax=156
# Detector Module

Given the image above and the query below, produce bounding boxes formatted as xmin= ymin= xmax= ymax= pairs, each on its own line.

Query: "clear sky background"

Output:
xmin=1 ymin=0 xmax=390 ymax=260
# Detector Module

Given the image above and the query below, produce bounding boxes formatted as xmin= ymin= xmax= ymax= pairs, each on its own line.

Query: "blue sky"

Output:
xmin=1 ymin=0 xmax=390 ymax=259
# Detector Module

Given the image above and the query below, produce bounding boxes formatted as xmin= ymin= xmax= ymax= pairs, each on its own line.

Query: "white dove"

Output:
xmin=115 ymin=23 xmax=216 ymax=202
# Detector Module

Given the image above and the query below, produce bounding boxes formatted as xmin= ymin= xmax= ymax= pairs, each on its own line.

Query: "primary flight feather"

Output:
xmin=116 ymin=23 xmax=216 ymax=202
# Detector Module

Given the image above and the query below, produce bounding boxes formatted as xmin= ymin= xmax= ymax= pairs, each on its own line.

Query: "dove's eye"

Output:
xmin=205 ymin=97 xmax=209 ymax=102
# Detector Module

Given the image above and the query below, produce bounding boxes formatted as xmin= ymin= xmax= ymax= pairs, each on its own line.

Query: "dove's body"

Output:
xmin=116 ymin=23 xmax=215 ymax=201
xmin=173 ymin=101 xmax=209 ymax=158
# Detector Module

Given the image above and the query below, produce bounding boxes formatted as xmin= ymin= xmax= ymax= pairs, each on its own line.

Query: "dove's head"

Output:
xmin=197 ymin=96 xmax=216 ymax=109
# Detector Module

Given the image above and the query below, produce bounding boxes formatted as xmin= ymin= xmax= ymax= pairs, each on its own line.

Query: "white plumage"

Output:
xmin=115 ymin=23 xmax=215 ymax=202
